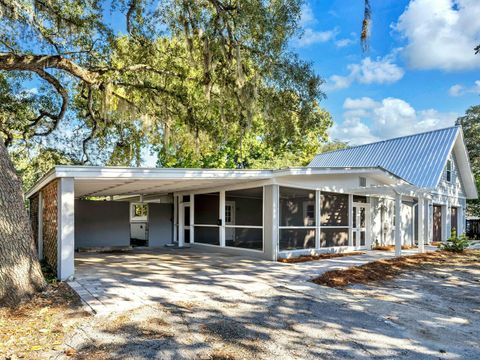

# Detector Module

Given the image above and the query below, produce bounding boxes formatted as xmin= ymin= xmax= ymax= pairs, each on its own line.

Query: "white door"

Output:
xmin=179 ymin=203 xmax=191 ymax=245
xmin=225 ymin=201 xmax=235 ymax=242
xmin=352 ymin=204 xmax=370 ymax=248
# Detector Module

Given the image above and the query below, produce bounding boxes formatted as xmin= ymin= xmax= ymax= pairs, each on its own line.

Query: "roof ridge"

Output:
xmin=316 ymin=125 xmax=459 ymax=157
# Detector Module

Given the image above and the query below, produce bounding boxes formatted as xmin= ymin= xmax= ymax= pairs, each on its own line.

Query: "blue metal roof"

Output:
xmin=309 ymin=126 xmax=460 ymax=189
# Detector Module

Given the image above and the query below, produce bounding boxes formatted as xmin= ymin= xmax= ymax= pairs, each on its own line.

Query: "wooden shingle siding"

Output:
xmin=29 ymin=194 xmax=39 ymax=250
xmin=41 ymin=180 xmax=58 ymax=271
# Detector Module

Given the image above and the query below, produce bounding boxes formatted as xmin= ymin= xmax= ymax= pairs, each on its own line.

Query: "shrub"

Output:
xmin=440 ymin=229 xmax=470 ymax=253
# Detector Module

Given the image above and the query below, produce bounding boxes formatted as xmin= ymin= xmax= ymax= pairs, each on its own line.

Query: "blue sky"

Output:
xmin=293 ymin=0 xmax=480 ymax=145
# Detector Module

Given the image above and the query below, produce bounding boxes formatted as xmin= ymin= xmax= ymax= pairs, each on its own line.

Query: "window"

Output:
xmin=303 ymin=202 xmax=315 ymax=226
xmin=446 ymin=160 xmax=452 ymax=182
xmin=359 ymin=177 xmax=367 ymax=187
xmin=280 ymin=187 xmax=316 ymax=227
xmin=131 ymin=203 xmax=148 ymax=221
xmin=320 ymin=192 xmax=349 ymax=248
xmin=279 ymin=187 xmax=316 ymax=251
xmin=320 ymin=192 xmax=348 ymax=226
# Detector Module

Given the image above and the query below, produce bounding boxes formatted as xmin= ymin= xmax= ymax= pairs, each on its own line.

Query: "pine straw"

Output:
xmin=313 ymin=250 xmax=480 ymax=288
xmin=372 ymin=245 xmax=418 ymax=251
xmin=278 ymin=251 xmax=366 ymax=263
xmin=0 ymin=282 xmax=90 ymax=359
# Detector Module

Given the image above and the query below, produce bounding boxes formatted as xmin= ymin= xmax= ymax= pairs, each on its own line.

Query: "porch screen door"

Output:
xmin=225 ymin=201 xmax=235 ymax=242
xmin=352 ymin=204 xmax=369 ymax=247
xmin=179 ymin=203 xmax=191 ymax=244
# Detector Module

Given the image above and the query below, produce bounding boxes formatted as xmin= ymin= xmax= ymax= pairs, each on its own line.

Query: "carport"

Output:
xmin=26 ymin=166 xmax=275 ymax=280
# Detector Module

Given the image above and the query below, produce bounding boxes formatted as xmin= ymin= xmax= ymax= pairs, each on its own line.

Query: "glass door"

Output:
xmin=352 ymin=204 xmax=370 ymax=248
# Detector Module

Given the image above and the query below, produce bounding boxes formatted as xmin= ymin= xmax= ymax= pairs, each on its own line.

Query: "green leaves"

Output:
xmin=458 ymin=105 xmax=480 ymax=217
xmin=2 ymin=0 xmax=333 ymax=173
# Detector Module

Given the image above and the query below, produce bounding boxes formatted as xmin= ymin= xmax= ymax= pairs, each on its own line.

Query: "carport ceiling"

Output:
xmin=75 ymin=178 xmax=264 ymax=197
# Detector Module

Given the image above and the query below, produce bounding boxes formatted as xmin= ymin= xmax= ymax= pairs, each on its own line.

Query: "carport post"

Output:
xmin=173 ymin=195 xmax=177 ymax=243
xmin=263 ymin=184 xmax=279 ymax=261
xmin=394 ymin=193 xmax=402 ymax=257
xmin=57 ymin=177 xmax=75 ymax=280
xmin=418 ymin=196 xmax=425 ymax=253
xmin=220 ymin=190 xmax=225 ymax=247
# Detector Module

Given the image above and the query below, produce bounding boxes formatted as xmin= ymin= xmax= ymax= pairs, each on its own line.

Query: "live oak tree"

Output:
xmin=457 ymin=106 xmax=480 ymax=217
xmin=0 ymin=0 xmax=334 ymax=305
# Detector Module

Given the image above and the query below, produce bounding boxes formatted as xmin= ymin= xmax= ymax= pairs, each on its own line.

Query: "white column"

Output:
xmin=418 ymin=196 xmax=425 ymax=253
xmin=426 ymin=199 xmax=432 ymax=244
xmin=395 ymin=193 xmax=402 ymax=256
xmin=458 ymin=206 xmax=465 ymax=235
xmin=263 ymin=185 xmax=279 ymax=260
xmin=38 ymin=191 xmax=44 ymax=260
xmin=443 ymin=201 xmax=450 ymax=241
xmin=57 ymin=177 xmax=75 ymax=281
xmin=173 ymin=195 xmax=178 ymax=244
xmin=178 ymin=200 xmax=185 ymax=247
xmin=315 ymin=190 xmax=321 ymax=249
xmin=189 ymin=193 xmax=194 ymax=244
xmin=348 ymin=194 xmax=354 ymax=247
xmin=219 ymin=190 xmax=225 ymax=247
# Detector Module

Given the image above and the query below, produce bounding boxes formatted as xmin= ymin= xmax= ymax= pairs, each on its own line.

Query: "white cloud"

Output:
xmin=323 ymin=55 xmax=404 ymax=91
xmin=295 ymin=2 xmax=338 ymax=47
xmin=448 ymin=80 xmax=480 ymax=96
xmin=299 ymin=3 xmax=316 ymax=27
xmin=335 ymin=38 xmax=355 ymax=48
xmin=394 ymin=0 xmax=480 ymax=71
xmin=297 ymin=28 xmax=338 ymax=47
xmin=330 ymin=97 xmax=458 ymax=145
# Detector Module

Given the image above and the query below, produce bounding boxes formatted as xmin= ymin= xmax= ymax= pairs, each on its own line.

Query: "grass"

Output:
xmin=313 ymin=250 xmax=480 ymax=288
xmin=0 ymin=270 xmax=90 ymax=359
xmin=278 ymin=251 xmax=366 ymax=263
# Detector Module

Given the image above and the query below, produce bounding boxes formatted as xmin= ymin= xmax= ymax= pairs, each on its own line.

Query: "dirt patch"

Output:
xmin=372 ymin=244 xmax=417 ymax=251
xmin=0 ymin=282 xmax=90 ymax=359
xmin=278 ymin=251 xmax=365 ymax=263
xmin=313 ymin=250 xmax=480 ymax=288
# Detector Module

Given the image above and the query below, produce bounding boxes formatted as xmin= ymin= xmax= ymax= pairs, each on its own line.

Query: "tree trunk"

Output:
xmin=0 ymin=139 xmax=46 ymax=306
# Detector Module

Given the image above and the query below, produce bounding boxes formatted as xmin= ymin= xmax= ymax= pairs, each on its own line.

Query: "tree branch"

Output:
xmin=27 ymin=67 xmax=68 ymax=136
xmin=0 ymin=53 xmax=99 ymax=84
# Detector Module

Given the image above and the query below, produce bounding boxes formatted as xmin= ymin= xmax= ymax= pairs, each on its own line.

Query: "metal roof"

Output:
xmin=309 ymin=126 xmax=460 ymax=189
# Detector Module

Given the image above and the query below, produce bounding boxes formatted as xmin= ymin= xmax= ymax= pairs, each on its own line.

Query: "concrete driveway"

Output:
xmin=70 ymin=247 xmax=427 ymax=315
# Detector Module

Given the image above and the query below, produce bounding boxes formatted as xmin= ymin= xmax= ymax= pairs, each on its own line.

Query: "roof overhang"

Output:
xmin=25 ymin=165 xmax=408 ymax=199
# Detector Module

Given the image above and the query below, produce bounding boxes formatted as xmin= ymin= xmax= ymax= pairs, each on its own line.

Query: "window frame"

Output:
xmin=446 ymin=159 xmax=452 ymax=183
xmin=130 ymin=202 xmax=148 ymax=222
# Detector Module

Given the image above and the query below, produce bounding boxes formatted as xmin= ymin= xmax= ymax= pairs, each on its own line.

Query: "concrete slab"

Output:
xmin=69 ymin=246 xmax=436 ymax=315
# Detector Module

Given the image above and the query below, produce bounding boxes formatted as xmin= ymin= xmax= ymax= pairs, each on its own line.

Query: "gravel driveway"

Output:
xmin=59 ymin=248 xmax=480 ymax=359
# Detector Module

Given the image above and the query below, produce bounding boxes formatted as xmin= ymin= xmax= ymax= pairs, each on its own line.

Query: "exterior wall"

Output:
xmin=75 ymin=200 xmax=130 ymax=248
xmin=148 ymin=203 xmax=173 ymax=247
xmin=431 ymin=151 xmax=468 ymax=240
xmin=437 ymin=152 xmax=466 ymax=198
xmin=42 ymin=180 xmax=58 ymax=271
xmin=400 ymin=201 xmax=414 ymax=246
xmin=369 ymin=198 xmax=415 ymax=246
xmin=370 ymin=197 xmax=382 ymax=246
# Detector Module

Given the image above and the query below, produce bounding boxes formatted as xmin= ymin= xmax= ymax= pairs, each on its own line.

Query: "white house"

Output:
xmin=26 ymin=126 xmax=478 ymax=280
